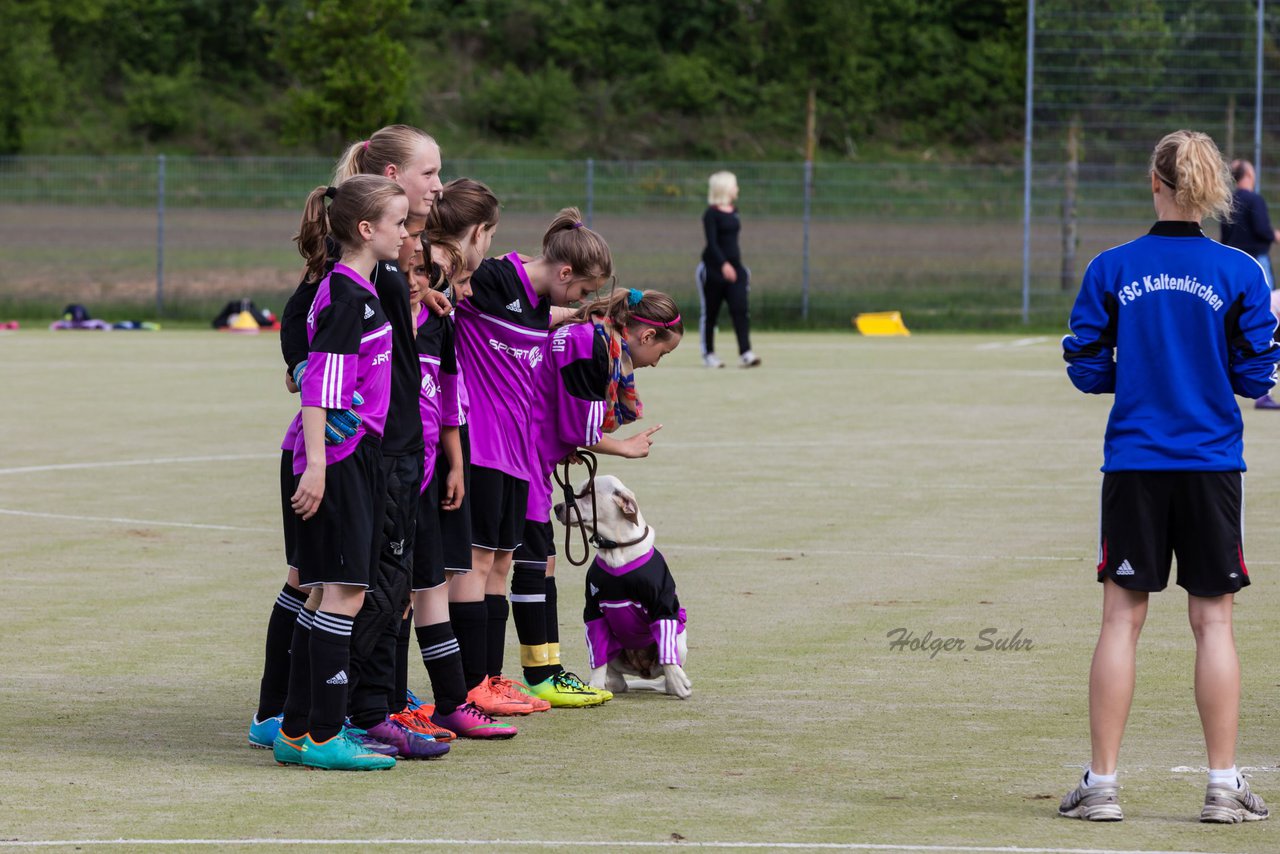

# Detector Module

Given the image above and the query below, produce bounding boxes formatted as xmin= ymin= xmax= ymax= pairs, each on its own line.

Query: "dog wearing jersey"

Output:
xmin=554 ymin=474 xmax=691 ymax=699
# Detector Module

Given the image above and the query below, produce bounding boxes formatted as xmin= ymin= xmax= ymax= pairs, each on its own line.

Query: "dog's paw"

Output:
xmin=663 ymin=664 xmax=692 ymax=699
xmin=587 ymin=664 xmax=610 ymax=691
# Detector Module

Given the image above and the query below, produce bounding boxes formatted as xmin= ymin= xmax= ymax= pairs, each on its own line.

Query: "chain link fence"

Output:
xmin=0 ymin=155 xmax=1035 ymax=329
xmin=1027 ymin=0 xmax=1280 ymax=303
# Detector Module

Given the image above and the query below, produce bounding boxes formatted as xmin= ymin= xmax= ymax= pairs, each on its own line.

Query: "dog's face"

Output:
xmin=553 ymin=473 xmax=643 ymax=543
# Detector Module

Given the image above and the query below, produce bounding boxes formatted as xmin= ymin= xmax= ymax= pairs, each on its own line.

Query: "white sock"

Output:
xmin=1208 ymin=767 xmax=1242 ymax=789
xmin=1084 ymin=767 xmax=1117 ymax=786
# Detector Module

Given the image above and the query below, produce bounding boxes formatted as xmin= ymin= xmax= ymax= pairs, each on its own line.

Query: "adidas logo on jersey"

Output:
xmin=326 ymin=669 xmax=349 ymax=685
xmin=363 ymin=304 xmax=374 ymax=320
xmin=1115 ymin=559 xmax=1135 ymax=576
xmin=589 ymin=583 xmax=599 ymax=595
xmin=505 ymin=298 xmax=522 ymax=313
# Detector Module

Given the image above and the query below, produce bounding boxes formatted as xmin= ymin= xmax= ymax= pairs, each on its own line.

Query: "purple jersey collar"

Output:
xmin=593 ymin=547 xmax=656 ymax=577
xmin=333 ymin=262 xmax=377 ymax=296
xmin=505 ymin=252 xmax=542 ymax=308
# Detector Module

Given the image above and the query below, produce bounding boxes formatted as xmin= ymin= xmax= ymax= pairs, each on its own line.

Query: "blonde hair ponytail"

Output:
xmin=1150 ymin=130 xmax=1234 ymax=222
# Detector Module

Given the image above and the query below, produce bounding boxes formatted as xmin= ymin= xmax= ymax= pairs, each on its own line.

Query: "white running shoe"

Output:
xmin=1058 ymin=778 xmax=1123 ymax=821
xmin=703 ymin=353 xmax=725 ymax=368
xmin=739 ymin=350 xmax=761 ymax=368
xmin=1201 ymin=778 xmax=1269 ymax=823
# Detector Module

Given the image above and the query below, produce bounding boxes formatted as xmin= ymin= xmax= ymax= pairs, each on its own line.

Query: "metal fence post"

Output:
xmin=585 ymin=158 xmax=595 ymax=228
xmin=801 ymin=159 xmax=812 ymax=321
xmin=156 ymin=153 xmax=166 ymax=317
xmin=1021 ymin=0 xmax=1035 ymax=325
xmin=1256 ymin=0 xmax=1265 ymax=188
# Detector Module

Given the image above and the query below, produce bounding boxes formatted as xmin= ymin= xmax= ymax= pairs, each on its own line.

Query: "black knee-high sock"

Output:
xmin=544 ymin=575 xmax=564 ymax=675
xmin=308 ymin=610 xmax=354 ymax=743
xmin=484 ymin=593 xmax=509 ymax=678
xmin=416 ymin=621 xmax=467 ymax=716
xmin=257 ymin=584 xmax=307 ymax=720
xmin=280 ymin=608 xmax=315 ymax=738
xmin=450 ymin=600 xmax=488 ymax=690
xmin=511 ymin=564 xmax=553 ymax=685
xmin=391 ymin=613 xmax=412 ymax=714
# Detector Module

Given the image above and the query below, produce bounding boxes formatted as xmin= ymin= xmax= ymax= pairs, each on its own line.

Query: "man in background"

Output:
xmin=1221 ymin=159 xmax=1280 ymax=409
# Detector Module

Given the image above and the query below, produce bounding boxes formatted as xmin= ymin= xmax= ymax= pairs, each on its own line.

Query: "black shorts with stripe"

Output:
xmin=437 ymin=424 xmax=472 ymax=572
xmin=294 ymin=438 xmax=385 ymax=589
xmin=513 ymin=519 xmax=556 ymax=565
xmin=470 ymin=464 xmax=529 ymax=552
xmin=280 ymin=449 xmax=300 ymax=569
xmin=1097 ymin=470 xmax=1250 ymax=597
xmin=413 ymin=474 xmax=445 ymax=591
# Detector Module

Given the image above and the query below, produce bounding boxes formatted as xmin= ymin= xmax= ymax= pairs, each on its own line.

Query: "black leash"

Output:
xmin=554 ymin=449 xmax=650 ymax=566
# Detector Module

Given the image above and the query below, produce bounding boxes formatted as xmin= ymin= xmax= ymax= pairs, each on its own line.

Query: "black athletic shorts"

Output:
xmin=413 ymin=475 xmax=445 ymax=591
xmin=470 ymin=464 xmax=529 ymax=552
xmin=1097 ymin=471 xmax=1250 ymax=597
xmin=294 ymin=437 xmax=385 ymax=588
xmin=437 ymin=424 xmax=472 ymax=572
xmin=279 ymin=449 xmax=299 ymax=569
xmin=513 ymin=519 xmax=556 ymax=565
xmin=379 ymin=451 xmax=422 ymax=585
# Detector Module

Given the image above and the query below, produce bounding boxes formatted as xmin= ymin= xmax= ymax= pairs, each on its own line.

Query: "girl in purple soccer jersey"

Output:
xmin=270 ymin=175 xmax=410 ymax=772
xmin=448 ymin=207 xmax=619 ymax=714
xmin=511 ymin=288 xmax=682 ymax=703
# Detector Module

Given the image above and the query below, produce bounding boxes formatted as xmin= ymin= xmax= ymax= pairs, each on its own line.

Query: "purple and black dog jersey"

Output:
xmin=291 ymin=263 xmax=393 ymax=475
xmin=584 ymin=547 xmax=686 ymax=669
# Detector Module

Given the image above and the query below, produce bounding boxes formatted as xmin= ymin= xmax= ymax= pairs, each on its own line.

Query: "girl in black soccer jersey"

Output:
xmin=272 ymin=175 xmax=409 ymax=772
xmin=390 ymin=179 xmax=521 ymax=738
xmin=328 ymin=126 xmax=462 ymax=757
xmin=249 ymin=125 xmax=449 ymax=755
xmin=450 ymin=208 xmax=617 ymax=714
xmin=697 ymin=170 xmax=759 ymax=368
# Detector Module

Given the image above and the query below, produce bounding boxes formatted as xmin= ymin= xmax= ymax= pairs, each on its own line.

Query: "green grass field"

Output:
xmin=4 ymin=329 xmax=1280 ymax=853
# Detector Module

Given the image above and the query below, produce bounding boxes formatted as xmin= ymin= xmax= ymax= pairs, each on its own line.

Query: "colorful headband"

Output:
xmin=632 ymin=314 xmax=682 ymax=329
xmin=324 ymin=186 xmax=338 ymax=200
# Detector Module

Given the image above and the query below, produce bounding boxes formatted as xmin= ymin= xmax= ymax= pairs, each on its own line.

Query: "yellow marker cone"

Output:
xmin=853 ymin=311 xmax=910 ymax=336
xmin=228 ymin=310 xmax=261 ymax=333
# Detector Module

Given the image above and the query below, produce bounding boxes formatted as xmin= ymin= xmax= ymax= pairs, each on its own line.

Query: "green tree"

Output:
xmin=257 ymin=0 xmax=413 ymax=146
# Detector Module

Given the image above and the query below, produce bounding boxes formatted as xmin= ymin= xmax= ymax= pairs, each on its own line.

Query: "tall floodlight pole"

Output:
xmin=1256 ymin=0 xmax=1265 ymax=188
xmin=1021 ymin=0 xmax=1035 ymax=324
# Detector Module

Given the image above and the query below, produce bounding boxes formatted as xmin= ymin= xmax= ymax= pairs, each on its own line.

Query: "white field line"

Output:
xmin=0 ymin=508 xmax=274 ymax=533
xmin=9 ymin=507 xmax=1280 ymax=567
xmin=0 ymin=453 xmax=277 ymax=476
xmin=0 ymin=840 xmax=1249 ymax=854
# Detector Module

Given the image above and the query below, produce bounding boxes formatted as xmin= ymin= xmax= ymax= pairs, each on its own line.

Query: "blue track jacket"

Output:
xmin=1063 ymin=221 xmax=1279 ymax=471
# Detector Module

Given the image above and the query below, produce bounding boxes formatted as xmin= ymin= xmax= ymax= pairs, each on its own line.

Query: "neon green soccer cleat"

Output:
xmin=300 ymin=731 xmax=397 ymax=771
xmin=526 ymin=671 xmax=612 ymax=708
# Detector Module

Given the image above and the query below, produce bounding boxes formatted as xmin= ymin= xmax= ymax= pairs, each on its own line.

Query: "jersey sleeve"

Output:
xmin=279 ymin=280 xmax=317 ymax=372
xmin=556 ymin=331 xmax=609 ymax=448
xmin=702 ymin=208 xmax=725 ymax=267
xmin=1062 ymin=258 xmax=1118 ymax=394
xmin=1224 ymin=275 xmax=1280 ymax=399
xmin=1250 ymin=195 xmax=1276 ymax=246
xmin=643 ymin=563 xmax=684 ymax=665
xmin=583 ymin=571 xmax=618 ymax=669
xmin=300 ymin=297 xmax=362 ymax=410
